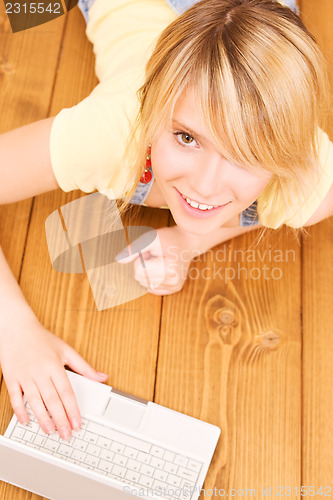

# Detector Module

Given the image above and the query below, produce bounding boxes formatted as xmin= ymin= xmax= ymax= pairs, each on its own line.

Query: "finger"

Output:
xmin=50 ymin=371 xmax=81 ymax=431
xmin=146 ymin=287 xmax=180 ymax=296
xmin=115 ymin=231 xmax=162 ymax=263
xmin=62 ymin=345 xmax=108 ymax=382
xmin=22 ymin=382 xmax=56 ymax=435
xmin=6 ymin=382 xmax=29 ymax=425
xmin=134 ymin=256 xmax=167 ymax=287
xmin=35 ymin=376 xmax=72 ymax=439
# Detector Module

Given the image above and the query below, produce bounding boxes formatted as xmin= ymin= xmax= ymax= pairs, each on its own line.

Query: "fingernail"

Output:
xmin=97 ymin=371 xmax=108 ymax=378
xmin=71 ymin=418 xmax=81 ymax=430
xmin=60 ymin=426 xmax=71 ymax=440
xmin=20 ymin=417 xmax=29 ymax=426
xmin=46 ymin=423 xmax=55 ymax=435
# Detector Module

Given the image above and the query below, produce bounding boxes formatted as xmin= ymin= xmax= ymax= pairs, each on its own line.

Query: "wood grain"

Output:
xmin=0 ymin=1 xmax=332 ymax=499
xmin=300 ymin=0 xmax=333 ymax=490
xmin=156 ymin=228 xmax=302 ymax=495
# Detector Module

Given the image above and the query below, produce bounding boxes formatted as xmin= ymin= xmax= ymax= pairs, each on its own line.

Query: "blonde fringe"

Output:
xmin=121 ymin=0 xmax=330 ymax=231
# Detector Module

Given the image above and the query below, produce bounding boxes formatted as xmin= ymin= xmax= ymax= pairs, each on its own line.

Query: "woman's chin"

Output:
xmin=171 ymin=211 xmax=220 ymax=236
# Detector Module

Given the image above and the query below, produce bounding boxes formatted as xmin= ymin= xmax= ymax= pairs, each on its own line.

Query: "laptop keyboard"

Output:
xmin=8 ymin=405 xmax=203 ymax=499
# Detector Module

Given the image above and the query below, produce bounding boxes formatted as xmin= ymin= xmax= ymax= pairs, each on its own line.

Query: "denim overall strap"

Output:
xmin=165 ymin=0 xmax=200 ymax=15
xmin=165 ymin=0 xmax=298 ymax=15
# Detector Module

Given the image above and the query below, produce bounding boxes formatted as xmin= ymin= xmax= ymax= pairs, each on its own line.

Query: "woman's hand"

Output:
xmin=0 ymin=317 xmax=108 ymax=439
xmin=116 ymin=226 xmax=200 ymax=295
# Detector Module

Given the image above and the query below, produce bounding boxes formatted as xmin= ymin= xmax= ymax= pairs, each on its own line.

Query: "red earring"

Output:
xmin=140 ymin=146 xmax=153 ymax=184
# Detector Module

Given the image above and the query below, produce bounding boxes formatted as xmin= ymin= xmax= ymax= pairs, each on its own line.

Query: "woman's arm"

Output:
xmin=0 ymin=118 xmax=109 ymax=435
xmin=0 ymin=117 xmax=59 ymax=204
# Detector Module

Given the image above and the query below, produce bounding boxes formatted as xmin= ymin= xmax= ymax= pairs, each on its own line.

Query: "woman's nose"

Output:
xmin=191 ymin=153 xmax=231 ymax=200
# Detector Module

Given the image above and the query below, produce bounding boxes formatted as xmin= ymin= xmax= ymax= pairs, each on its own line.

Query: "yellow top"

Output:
xmin=49 ymin=0 xmax=333 ymax=228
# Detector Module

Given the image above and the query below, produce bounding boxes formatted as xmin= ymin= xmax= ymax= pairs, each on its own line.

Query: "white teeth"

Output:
xmin=182 ymin=194 xmax=216 ymax=210
xmin=186 ymin=197 xmax=199 ymax=208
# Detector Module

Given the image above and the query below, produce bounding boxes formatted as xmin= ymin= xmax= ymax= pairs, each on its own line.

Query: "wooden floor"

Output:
xmin=0 ymin=0 xmax=332 ymax=498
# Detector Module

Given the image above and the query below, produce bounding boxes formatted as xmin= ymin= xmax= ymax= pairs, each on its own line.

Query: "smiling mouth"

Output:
xmin=179 ymin=191 xmax=229 ymax=211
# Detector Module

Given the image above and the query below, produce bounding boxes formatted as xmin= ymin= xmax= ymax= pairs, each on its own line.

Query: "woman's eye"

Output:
xmin=174 ymin=132 xmax=198 ymax=147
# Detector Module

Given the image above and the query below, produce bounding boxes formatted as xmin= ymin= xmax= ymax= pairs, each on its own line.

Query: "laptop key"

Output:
xmin=166 ymin=473 xmax=181 ymax=487
xmin=111 ymin=441 xmax=125 ymax=454
xmin=187 ymin=460 xmax=201 ymax=473
xmin=97 ymin=436 xmax=112 ymax=449
xmin=163 ymin=450 xmax=175 ymax=462
xmin=137 ymin=451 xmax=151 ymax=464
xmin=99 ymin=449 xmax=115 ymax=462
xmin=84 ymin=431 xmax=99 ymax=444
xmin=34 ymin=435 xmax=46 ymax=447
xmin=113 ymin=453 xmax=128 ymax=467
xmin=12 ymin=427 xmax=26 ymax=440
xmin=138 ymin=474 xmax=154 ymax=488
xmin=85 ymin=454 xmax=100 ymax=467
xmin=153 ymin=479 xmax=168 ymax=492
xmin=177 ymin=467 xmax=197 ymax=482
xmin=153 ymin=469 xmax=168 ymax=482
xmin=112 ymin=464 xmax=126 ymax=478
xmin=151 ymin=445 xmax=164 ymax=458
xmin=98 ymin=459 xmax=113 ymax=473
xmin=86 ymin=443 xmax=100 ymax=456
xmin=151 ymin=457 xmax=165 ymax=469
xmin=163 ymin=462 xmax=178 ymax=474
xmin=125 ymin=470 xmax=140 ymax=483
xmin=140 ymin=464 xmax=154 ymax=477
xmin=58 ymin=443 xmax=72 ymax=456
xmin=44 ymin=439 xmax=59 ymax=452
xmin=73 ymin=438 xmax=88 ymax=451
xmin=71 ymin=449 xmax=86 ymax=462
xmin=23 ymin=431 xmax=36 ymax=443
xmin=124 ymin=446 xmax=138 ymax=459
xmin=126 ymin=459 xmax=141 ymax=472
xmin=174 ymin=455 xmax=188 ymax=467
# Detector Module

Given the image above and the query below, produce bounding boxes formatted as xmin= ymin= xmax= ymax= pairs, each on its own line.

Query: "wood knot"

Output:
xmin=0 ymin=14 xmax=11 ymax=33
xmin=0 ymin=57 xmax=14 ymax=76
xmin=205 ymin=296 xmax=242 ymax=346
xmin=214 ymin=308 xmax=238 ymax=327
xmin=242 ymin=329 xmax=284 ymax=364
xmin=255 ymin=330 xmax=281 ymax=350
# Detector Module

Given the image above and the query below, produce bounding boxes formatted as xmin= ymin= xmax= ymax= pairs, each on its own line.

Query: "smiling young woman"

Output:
xmin=0 ymin=0 xmax=332 ymax=441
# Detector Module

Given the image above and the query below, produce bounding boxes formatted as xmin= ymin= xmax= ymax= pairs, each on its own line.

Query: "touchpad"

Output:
xmin=103 ymin=397 xmax=145 ymax=429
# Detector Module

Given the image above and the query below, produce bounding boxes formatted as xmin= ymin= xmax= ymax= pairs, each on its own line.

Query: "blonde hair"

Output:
xmin=123 ymin=0 xmax=329 ymax=229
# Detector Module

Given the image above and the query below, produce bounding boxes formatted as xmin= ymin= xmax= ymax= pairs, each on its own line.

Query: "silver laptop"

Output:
xmin=0 ymin=370 xmax=220 ymax=500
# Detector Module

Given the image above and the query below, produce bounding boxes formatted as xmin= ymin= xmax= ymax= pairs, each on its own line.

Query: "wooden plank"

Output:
xmin=0 ymin=6 xmax=67 ymax=500
xmin=0 ymin=6 xmax=66 ymax=274
xmin=156 ymin=228 xmax=302 ymax=494
xmin=1 ymin=5 xmax=169 ymax=499
xmin=300 ymin=0 xmax=333 ymax=137
xmin=302 ymin=219 xmax=333 ymax=489
xmin=300 ymin=0 xmax=333 ymax=490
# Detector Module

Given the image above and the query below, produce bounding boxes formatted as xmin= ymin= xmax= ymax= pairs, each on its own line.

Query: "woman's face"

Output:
xmin=151 ymin=88 xmax=272 ymax=235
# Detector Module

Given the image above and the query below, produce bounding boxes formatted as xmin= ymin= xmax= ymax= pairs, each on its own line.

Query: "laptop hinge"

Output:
xmin=111 ymin=388 xmax=148 ymax=405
